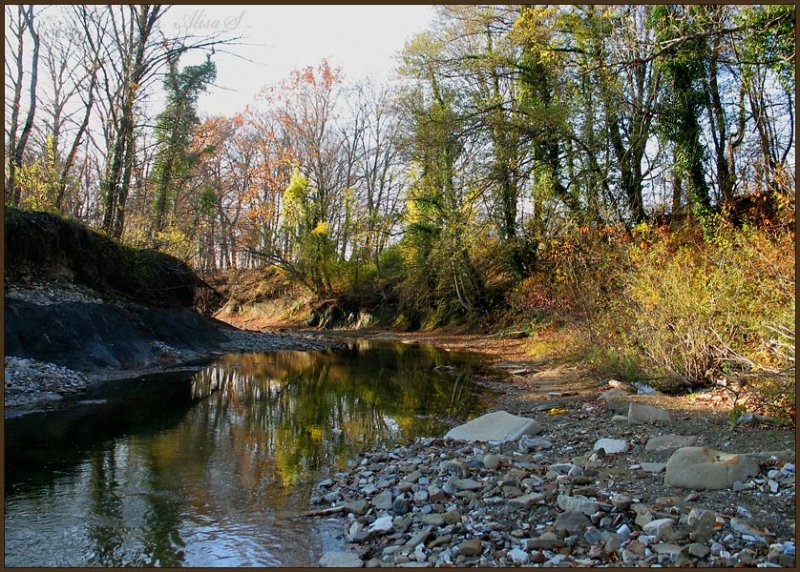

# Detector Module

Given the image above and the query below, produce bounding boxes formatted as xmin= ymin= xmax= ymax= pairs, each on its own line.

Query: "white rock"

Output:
xmin=369 ymin=515 xmax=394 ymax=534
xmin=445 ymin=411 xmax=541 ymax=443
xmin=593 ymin=438 xmax=629 ymax=454
xmin=507 ymin=547 xmax=529 ymax=564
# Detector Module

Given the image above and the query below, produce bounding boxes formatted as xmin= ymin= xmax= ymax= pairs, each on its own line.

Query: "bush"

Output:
xmin=620 ymin=223 xmax=794 ymax=394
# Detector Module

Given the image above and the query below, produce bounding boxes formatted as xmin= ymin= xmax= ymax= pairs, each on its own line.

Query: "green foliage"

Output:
xmin=151 ymin=56 xmax=217 ymax=234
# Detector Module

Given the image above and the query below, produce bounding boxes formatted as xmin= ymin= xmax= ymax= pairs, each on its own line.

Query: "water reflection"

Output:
xmin=5 ymin=342 xmax=492 ymax=567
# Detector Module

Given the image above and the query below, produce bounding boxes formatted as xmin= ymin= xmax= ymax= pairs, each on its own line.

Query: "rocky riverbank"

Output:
xmin=4 ymin=280 xmax=337 ymax=414
xmin=310 ymin=395 xmax=795 ymax=568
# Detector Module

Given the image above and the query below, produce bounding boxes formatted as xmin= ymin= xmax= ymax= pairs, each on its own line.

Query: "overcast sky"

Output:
xmin=162 ymin=5 xmax=436 ymax=116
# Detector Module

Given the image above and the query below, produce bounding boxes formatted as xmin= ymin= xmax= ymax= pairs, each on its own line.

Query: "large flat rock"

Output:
xmin=664 ymin=446 xmax=761 ymax=490
xmin=444 ymin=411 xmax=541 ymax=443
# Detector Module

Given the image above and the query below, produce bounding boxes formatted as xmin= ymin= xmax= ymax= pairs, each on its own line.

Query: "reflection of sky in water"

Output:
xmin=5 ymin=342 xmax=493 ymax=567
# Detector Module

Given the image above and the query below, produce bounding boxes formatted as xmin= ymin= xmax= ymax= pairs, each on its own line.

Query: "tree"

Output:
xmin=150 ymin=54 xmax=216 ymax=239
xmin=5 ymin=5 xmax=40 ymax=206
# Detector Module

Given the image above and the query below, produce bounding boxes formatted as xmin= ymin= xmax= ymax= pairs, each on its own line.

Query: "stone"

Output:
xmin=607 ymin=379 xmax=627 ymax=389
xmin=611 ymin=493 xmax=632 ymax=510
xmin=442 ymin=509 xmax=461 ymax=525
xmin=420 ymin=514 xmax=445 ymax=527
xmin=641 ymin=462 xmax=667 ymax=474
xmin=593 ymin=438 xmax=629 ymax=454
xmin=444 ymin=411 xmax=541 ymax=443
xmin=688 ymin=543 xmax=710 ymax=558
xmin=645 ymin=434 xmax=699 ymax=452
xmin=554 ymin=510 xmax=591 ymax=534
xmin=344 ymin=499 xmax=369 ymax=515
xmin=599 ymin=389 xmax=629 ymax=401
xmin=643 ymin=518 xmax=676 ymax=540
xmin=628 ymin=403 xmax=671 ymax=423
xmin=393 ymin=495 xmax=409 ymax=515
xmin=518 ymin=435 xmax=553 ymax=451
xmin=634 ymin=382 xmax=657 ymax=395
xmin=664 ymin=447 xmax=761 ymax=490
xmin=320 ymin=551 xmax=364 ymax=567
xmin=369 ymin=515 xmax=394 ymax=534
xmin=458 ymin=538 xmax=483 ymax=557
xmin=483 ymin=454 xmax=500 ymax=470
xmin=507 ymin=547 xmax=529 ymax=564
xmin=371 ymin=491 xmax=393 ymax=510
xmin=631 ymin=503 xmax=654 ymax=527
xmin=730 ymin=517 xmax=769 ymax=543
xmin=453 ymin=478 xmax=482 ymax=491
xmin=404 ymin=527 xmax=432 ymax=549
xmin=509 ymin=493 xmax=544 ymax=510
xmin=557 ymin=495 xmax=599 ymax=516
xmin=527 ymin=532 xmax=561 ymax=550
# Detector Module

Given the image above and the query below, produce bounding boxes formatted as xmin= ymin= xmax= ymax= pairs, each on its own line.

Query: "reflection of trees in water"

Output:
xmin=87 ymin=445 xmax=129 ymax=566
xmin=188 ymin=348 xmax=484 ymax=489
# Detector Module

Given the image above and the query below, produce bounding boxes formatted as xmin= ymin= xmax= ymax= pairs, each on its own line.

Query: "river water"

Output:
xmin=4 ymin=340 xmax=494 ymax=567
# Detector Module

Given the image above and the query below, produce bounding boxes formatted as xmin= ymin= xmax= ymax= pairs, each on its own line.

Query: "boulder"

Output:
xmin=444 ymin=411 xmax=541 ymax=443
xmin=320 ymin=551 xmax=364 ymax=567
xmin=664 ymin=447 xmax=761 ymax=490
xmin=628 ymin=403 xmax=672 ymax=423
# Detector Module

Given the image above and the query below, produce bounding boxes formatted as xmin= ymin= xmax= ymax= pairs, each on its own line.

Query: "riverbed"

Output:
xmin=4 ymin=340 xmax=496 ymax=567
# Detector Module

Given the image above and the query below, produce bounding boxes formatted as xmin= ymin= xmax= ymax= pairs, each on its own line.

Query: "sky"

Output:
xmin=162 ymin=5 xmax=436 ymax=116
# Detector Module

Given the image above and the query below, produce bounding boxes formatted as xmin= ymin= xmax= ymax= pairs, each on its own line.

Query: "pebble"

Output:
xmin=306 ymin=412 xmax=794 ymax=568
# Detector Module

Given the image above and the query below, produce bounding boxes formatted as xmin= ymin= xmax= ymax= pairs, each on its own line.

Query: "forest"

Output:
xmin=4 ymin=4 xmax=796 ymax=417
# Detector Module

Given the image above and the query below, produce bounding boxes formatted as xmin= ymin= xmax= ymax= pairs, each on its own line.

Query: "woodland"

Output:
xmin=4 ymin=4 xmax=796 ymax=420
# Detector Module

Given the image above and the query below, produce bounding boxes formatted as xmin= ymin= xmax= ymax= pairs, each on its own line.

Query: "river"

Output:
xmin=4 ymin=340 xmax=495 ymax=566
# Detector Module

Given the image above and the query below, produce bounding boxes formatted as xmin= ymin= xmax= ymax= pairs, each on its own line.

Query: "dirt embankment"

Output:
xmin=3 ymin=210 xmax=335 ymax=413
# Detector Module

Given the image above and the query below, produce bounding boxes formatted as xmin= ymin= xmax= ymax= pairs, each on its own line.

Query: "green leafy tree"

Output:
xmin=150 ymin=54 xmax=216 ymax=241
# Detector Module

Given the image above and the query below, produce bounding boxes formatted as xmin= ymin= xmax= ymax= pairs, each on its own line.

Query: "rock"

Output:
xmin=453 ymin=478 xmax=482 ymax=491
xmin=518 ymin=435 xmax=553 ymax=451
xmin=641 ymin=462 xmax=667 ymax=474
xmin=631 ymin=503 xmax=654 ymax=527
xmin=611 ymin=493 xmax=632 ymax=510
xmin=371 ymin=491 xmax=393 ymax=510
xmin=507 ymin=547 xmax=529 ymax=564
xmin=344 ymin=499 xmax=369 ymax=515
xmin=483 ymin=454 xmax=500 ymax=470
xmin=320 ymin=551 xmax=364 ymax=567
xmin=404 ymin=527 xmax=432 ymax=549
xmin=628 ymin=403 xmax=671 ymax=423
xmin=557 ymin=495 xmax=599 ymax=516
xmin=393 ymin=495 xmax=409 ymax=515
xmin=664 ymin=447 xmax=761 ymax=490
xmin=442 ymin=509 xmax=461 ymax=525
xmin=634 ymin=382 xmax=657 ymax=395
xmin=688 ymin=542 xmax=710 ymax=558
xmin=607 ymin=379 xmax=627 ymax=389
xmin=509 ymin=493 xmax=544 ymax=510
xmin=643 ymin=518 xmax=676 ymax=540
xmin=444 ymin=411 xmax=541 ymax=443
xmin=554 ymin=510 xmax=591 ymax=534
xmin=599 ymin=389 xmax=629 ymax=401
xmin=369 ymin=515 xmax=394 ymax=534
xmin=421 ymin=514 xmax=445 ymax=527
xmin=593 ymin=438 xmax=629 ymax=454
xmin=458 ymin=538 xmax=483 ymax=557
xmin=527 ymin=532 xmax=561 ymax=550
xmin=730 ymin=517 xmax=769 ymax=543
xmin=645 ymin=434 xmax=699 ymax=452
